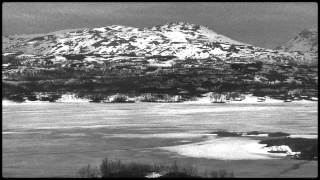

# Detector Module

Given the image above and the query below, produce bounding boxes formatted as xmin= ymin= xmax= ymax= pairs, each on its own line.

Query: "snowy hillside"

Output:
xmin=2 ymin=21 xmax=307 ymax=63
xmin=276 ymin=28 xmax=318 ymax=64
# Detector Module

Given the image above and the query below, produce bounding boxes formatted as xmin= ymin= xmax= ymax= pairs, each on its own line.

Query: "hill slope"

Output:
xmin=2 ymin=22 xmax=318 ymax=102
xmin=1 ymin=22 xmax=299 ymax=61
xmin=276 ymin=28 xmax=318 ymax=64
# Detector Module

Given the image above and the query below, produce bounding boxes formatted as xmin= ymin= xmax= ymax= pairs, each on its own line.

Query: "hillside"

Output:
xmin=2 ymin=22 xmax=306 ymax=61
xmin=2 ymin=22 xmax=318 ymax=102
xmin=276 ymin=28 xmax=318 ymax=64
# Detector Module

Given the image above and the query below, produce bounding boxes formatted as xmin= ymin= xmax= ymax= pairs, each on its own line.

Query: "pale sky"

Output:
xmin=2 ymin=2 xmax=318 ymax=48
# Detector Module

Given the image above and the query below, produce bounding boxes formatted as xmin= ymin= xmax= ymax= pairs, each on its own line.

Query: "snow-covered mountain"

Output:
xmin=276 ymin=28 xmax=318 ymax=64
xmin=2 ymin=22 xmax=306 ymax=63
xmin=2 ymin=22 xmax=318 ymax=102
xmin=276 ymin=28 xmax=317 ymax=52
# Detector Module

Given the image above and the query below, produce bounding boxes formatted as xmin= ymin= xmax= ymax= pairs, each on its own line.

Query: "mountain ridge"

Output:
xmin=3 ymin=22 xmax=313 ymax=65
xmin=2 ymin=22 xmax=246 ymax=58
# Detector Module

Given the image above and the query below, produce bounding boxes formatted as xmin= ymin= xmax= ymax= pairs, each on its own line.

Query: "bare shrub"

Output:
xmin=77 ymin=164 xmax=100 ymax=178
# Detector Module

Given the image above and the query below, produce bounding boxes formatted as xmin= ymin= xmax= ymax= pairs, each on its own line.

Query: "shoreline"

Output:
xmin=2 ymin=94 xmax=318 ymax=106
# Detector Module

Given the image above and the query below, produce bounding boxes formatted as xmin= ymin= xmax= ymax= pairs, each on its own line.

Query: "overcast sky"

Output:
xmin=2 ymin=2 xmax=318 ymax=48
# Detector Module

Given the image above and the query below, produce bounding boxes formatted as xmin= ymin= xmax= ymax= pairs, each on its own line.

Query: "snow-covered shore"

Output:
xmin=182 ymin=94 xmax=317 ymax=104
xmin=55 ymin=94 xmax=91 ymax=103
xmin=2 ymin=94 xmax=90 ymax=105
xmin=2 ymin=94 xmax=317 ymax=105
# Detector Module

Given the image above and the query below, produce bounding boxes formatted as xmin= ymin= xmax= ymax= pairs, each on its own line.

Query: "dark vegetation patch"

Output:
xmin=28 ymin=36 xmax=45 ymax=42
xmin=230 ymin=62 xmax=263 ymax=73
xmin=2 ymin=53 xmax=318 ymax=100
xmin=77 ymin=158 xmax=234 ymax=178
xmin=6 ymin=94 xmax=25 ymax=102
xmin=2 ymin=55 xmax=21 ymax=65
xmin=246 ymin=131 xmax=267 ymax=135
xmin=211 ymin=130 xmax=242 ymax=137
xmin=117 ymin=53 xmax=137 ymax=57
xmin=268 ymin=132 xmax=290 ymax=137
xmin=62 ymin=54 xmax=86 ymax=61
xmin=145 ymin=55 xmax=177 ymax=61
xmin=25 ymin=94 xmax=38 ymax=101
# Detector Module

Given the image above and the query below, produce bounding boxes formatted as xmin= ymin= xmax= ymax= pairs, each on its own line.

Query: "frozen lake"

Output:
xmin=2 ymin=102 xmax=318 ymax=177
